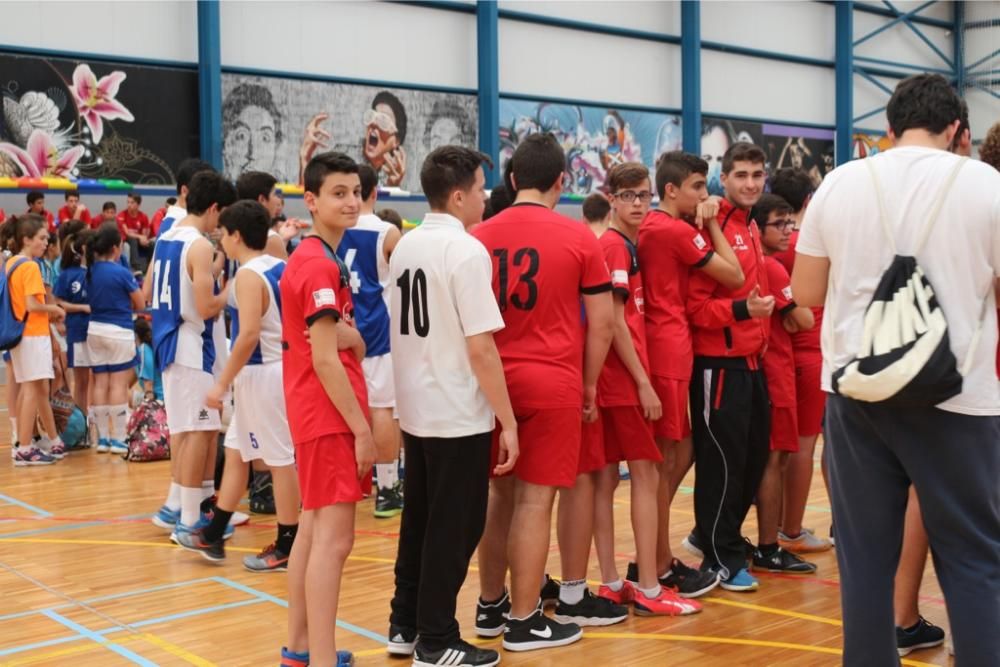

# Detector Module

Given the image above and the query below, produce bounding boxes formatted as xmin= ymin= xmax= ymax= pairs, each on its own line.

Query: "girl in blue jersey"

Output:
xmin=134 ymin=317 xmax=163 ymax=401
xmin=53 ymin=229 xmax=93 ymax=416
xmin=85 ymin=223 xmax=145 ymax=453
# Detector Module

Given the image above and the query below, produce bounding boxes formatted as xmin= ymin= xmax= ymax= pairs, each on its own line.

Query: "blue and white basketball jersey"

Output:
xmin=150 ymin=225 xmax=217 ymax=373
xmin=156 ymin=204 xmax=187 ymax=237
xmin=228 ymin=254 xmax=285 ymax=365
xmin=336 ymin=213 xmax=391 ymax=357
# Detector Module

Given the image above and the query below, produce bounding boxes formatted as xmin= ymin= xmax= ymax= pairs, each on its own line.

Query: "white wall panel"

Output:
xmin=854 ymin=11 xmax=953 ymax=72
xmin=499 ymin=1 xmax=680 ymax=34
xmin=701 ymin=50 xmax=835 ymax=126
xmin=702 ymin=1 xmax=835 ymax=61
xmin=500 ymin=19 xmax=680 ymax=108
xmin=0 ymin=1 xmax=196 ymax=62
xmin=221 ymin=1 xmax=477 ymax=89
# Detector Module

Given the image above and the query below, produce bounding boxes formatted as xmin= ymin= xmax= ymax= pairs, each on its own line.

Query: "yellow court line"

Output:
xmin=138 ymin=632 xmax=218 ymax=667
xmin=704 ymin=597 xmax=843 ymax=627
xmin=3 ymin=635 xmax=144 ymax=665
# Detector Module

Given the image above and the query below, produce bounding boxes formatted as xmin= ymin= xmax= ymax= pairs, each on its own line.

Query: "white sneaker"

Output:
xmin=230 ymin=511 xmax=250 ymax=526
xmin=778 ymin=529 xmax=833 ymax=553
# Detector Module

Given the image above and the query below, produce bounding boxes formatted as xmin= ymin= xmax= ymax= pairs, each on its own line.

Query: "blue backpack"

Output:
xmin=0 ymin=257 xmax=30 ymax=351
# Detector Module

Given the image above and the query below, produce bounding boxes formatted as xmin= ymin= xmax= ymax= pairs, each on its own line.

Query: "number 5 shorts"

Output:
xmin=222 ymin=362 xmax=295 ymax=467
xmin=162 ymin=364 xmax=222 ymax=434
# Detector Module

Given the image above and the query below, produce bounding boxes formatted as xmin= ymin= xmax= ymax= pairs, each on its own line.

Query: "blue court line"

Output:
xmin=0 ymin=493 xmax=52 ymax=518
xmin=94 ymin=598 xmax=264 ymax=633
xmin=0 ymin=521 xmax=106 ymax=539
xmin=0 ymin=634 xmax=81 ymax=657
xmin=213 ymin=577 xmax=388 ymax=644
xmin=41 ymin=610 xmax=156 ymax=666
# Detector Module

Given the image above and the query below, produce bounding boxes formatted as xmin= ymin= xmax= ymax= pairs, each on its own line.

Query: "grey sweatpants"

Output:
xmin=825 ymin=394 xmax=1000 ymax=666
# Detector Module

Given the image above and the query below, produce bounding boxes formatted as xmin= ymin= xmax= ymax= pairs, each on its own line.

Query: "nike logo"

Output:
xmin=529 ymin=626 xmax=553 ymax=639
xmin=476 ymin=614 xmax=488 ymax=621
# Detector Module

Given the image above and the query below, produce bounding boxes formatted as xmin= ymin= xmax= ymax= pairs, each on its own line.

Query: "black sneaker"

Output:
xmin=681 ymin=531 xmax=704 ymax=559
xmin=474 ymin=591 xmax=510 ymax=637
xmin=553 ymin=589 xmax=628 ymax=627
xmin=413 ymin=639 xmax=499 ymax=666
xmin=502 ymin=609 xmax=582 ymax=652
xmin=386 ymin=623 xmax=417 ymax=656
xmin=896 ymin=616 xmax=945 ymax=656
xmin=540 ymin=573 xmax=561 ymax=609
xmin=627 ymin=559 xmax=719 ymax=598
xmin=752 ymin=546 xmax=817 ymax=574
xmin=374 ymin=483 xmax=403 ymax=519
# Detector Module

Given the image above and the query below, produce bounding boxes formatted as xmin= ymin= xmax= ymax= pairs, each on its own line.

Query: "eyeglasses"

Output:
xmin=613 ymin=190 xmax=654 ymax=203
xmin=763 ymin=219 xmax=795 ymax=231
xmin=363 ymin=109 xmax=398 ymax=134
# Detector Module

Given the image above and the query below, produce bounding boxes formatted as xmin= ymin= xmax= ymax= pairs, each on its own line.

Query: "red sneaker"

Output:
xmin=597 ymin=580 xmax=636 ymax=605
xmin=633 ymin=586 xmax=702 ymax=616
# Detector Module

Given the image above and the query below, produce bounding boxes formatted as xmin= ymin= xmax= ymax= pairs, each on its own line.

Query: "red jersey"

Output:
xmin=686 ymin=199 xmax=769 ymax=362
xmin=28 ymin=208 xmax=56 ymax=232
xmin=280 ymin=235 xmax=368 ymax=443
xmin=638 ymin=209 xmax=713 ymax=380
xmin=0 ymin=208 xmax=5 ymax=223
xmin=774 ymin=229 xmax=823 ymax=360
xmin=597 ymin=228 xmax=648 ymax=407
xmin=472 ymin=203 xmax=612 ymax=410
xmin=58 ymin=205 xmax=91 ymax=226
xmin=117 ymin=210 xmax=150 ymax=235
xmin=763 ymin=256 xmax=797 ymax=407
xmin=151 ymin=207 xmax=168 ymax=236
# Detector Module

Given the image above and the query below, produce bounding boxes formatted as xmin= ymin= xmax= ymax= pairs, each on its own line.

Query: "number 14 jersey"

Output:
xmin=472 ymin=203 xmax=612 ymax=410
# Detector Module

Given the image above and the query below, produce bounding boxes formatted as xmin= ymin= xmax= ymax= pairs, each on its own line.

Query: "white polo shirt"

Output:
xmin=798 ymin=146 xmax=1000 ymax=416
xmin=390 ymin=212 xmax=505 ymax=437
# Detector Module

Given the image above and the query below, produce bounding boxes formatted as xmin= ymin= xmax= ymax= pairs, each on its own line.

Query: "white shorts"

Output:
xmin=87 ymin=333 xmax=137 ymax=374
xmin=68 ymin=341 xmax=91 ymax=368
xmin=163 ymin=364 xmax=221 ymax=434
xmin=362 ymin=353 xmax=395 ymax=409
xmin=223 ymin=363 xmax=294 ymax=467
xmin=11 ymin=335 xmax=54 ymax=383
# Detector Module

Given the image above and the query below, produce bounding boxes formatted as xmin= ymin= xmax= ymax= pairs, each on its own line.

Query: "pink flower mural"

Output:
xmin=0 ymin=129 xmax=85 ymax=178
xmin=72 ymin=63 xmax=134 ymax=144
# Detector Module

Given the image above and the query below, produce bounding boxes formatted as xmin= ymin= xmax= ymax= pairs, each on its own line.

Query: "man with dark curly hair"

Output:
xmin=981 ymin=121 xmax=1000 ymax=171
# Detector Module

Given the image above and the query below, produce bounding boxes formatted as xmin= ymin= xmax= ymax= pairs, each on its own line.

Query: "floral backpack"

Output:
xmin=124 ymin=396 xmax=170 ymax=462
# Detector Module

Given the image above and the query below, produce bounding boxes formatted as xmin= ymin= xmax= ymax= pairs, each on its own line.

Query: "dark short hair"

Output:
xmin=655 ymin=151 xmax=708 ymax=198
xmin=219 ymin=200 xmax=271 ymax=251
xmin=166 ymin=197 xmax=178 ymax=206
xmin=376 ymin=208 xmax=403 ymax=230
xmin=722 ymin=142 xmax=767 ymax=174
xmin=64 ymin=190 xmax=80 ymax=201
xmin=606 ymin=162 xmax=650 ymax=193
xmin=372 ymin=91 xmax=407 ymax=144
xmin=488 ymin=183 xmax=513 ymax=218
xmin=769 ymin=168 xmax=813 ymax=213
xmin=175 ymin=158 xmax=216 ymax=195
xmin=236 ymin=170 xmax=277 ymax=202
xmin=303 ymin=151 xmax=359 ymax=195
xmin=887 ymin=74 xmax=962 ymax=137
xmin=510 ymin=133 xmax=564 ymax=192
xmin=358 ymin=164 xmax=379 ymax=201
xmin=951 ymin=98 xmax=970 ymax=152
xmin=127 ymin=193 xmax=143 ymax=205
xmin=134 ymin=317 xmax=152 ymax=346
xmin=751 ymin=193 xmax=794 ymax=228
xmin=420 ymin=146 xmax=492 ymax=210
xmin=26 ymin=191 xmax=44 ymax=206
xmin=581 ymin=193 xmax=610 ymax=223
xmin=102 ymin=201 xmax=116 ymax=212
xmin=186 ymin=171 xmax=238 ymax=216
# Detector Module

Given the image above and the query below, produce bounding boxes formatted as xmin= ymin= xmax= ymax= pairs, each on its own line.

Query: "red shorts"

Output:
xmin=650 ymin=375 xmax=691 ymax=441
xmin=491 ymin=407 xmax=582 ymax=488
xmin=579 ymin=416 xmax=606 ymax=475
xmin=601 ymin=405 xmax=662 ymax=463
xmin=295 ymin=434 xmax=365 ymax=510
xmin=770 ymin=405 xmax=799 ymax=452
xmin=795 ymin=361 xmax=826 ymax=437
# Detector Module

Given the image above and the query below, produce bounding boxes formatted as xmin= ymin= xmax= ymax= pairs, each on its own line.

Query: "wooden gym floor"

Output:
xmin=0 ymin=412 xmax=952 ymax=665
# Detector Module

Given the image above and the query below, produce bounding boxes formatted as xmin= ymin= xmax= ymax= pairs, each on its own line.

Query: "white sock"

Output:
xmin=165 ymin=482 xmax=181 ymax=511
xmin=640 ymin=585 xmax=662 ymax=600
xmin=93 ymin=405 xmax=110 ymax=439
xmin=375 ymin=462 xmax=398 ymax=489
xmin=559 ymin=579 xmax=587 ymax=605
xmin=110 ymin=403 xmax=128 ymax=441
xmin=604 ymin=579 xmax=624 ymax=593
xmin=180 ymin=486 xmax=203 ymax=527
xmin=202 ymin=480 xmax=216 ymax=500
xmin=10 ymin=417 xmax=16 ymax=440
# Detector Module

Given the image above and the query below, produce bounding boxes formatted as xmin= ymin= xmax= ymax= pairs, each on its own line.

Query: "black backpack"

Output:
xmin=832 ymin=157 xmax=985 ymax=407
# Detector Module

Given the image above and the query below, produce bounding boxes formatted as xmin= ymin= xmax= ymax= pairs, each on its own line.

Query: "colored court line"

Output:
xmin=213 ymin=577 xmax=388 ymax=645
xmin=41 ymin=609 xmax=157 ymax=667
xmin=0 ymin=493 xmax=52 ymax=518
xmin=3 ymin=636 xmax=141 ymax=665
xmin=0 ymin=521 xmax=107 ymax=539
xmin=134 ymin=632 xmax=219 ymax=667
xmin=94 ymin=599 xmax=265 ymax=632
xmin=705 ymin=597 xmax=842 ymax=626
xmin=0 ymin=635 xmax=82 ymax=658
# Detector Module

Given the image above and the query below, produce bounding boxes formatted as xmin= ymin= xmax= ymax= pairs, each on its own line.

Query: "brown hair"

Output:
xmin=722 ymin=142 xmax=767 ymax=174
xmin=581 ymin=193 xmax=610 ymax=223
xmin=606 ymin=162 xmax=650 ymax=193
xmin=7 ymin=214 xmax=47 ymax=254
xmin=980 ymin=122 xmax=1000 ymax=172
